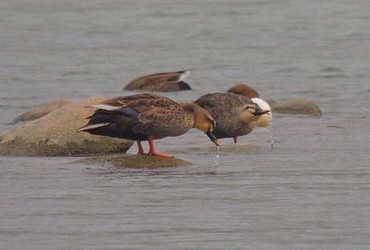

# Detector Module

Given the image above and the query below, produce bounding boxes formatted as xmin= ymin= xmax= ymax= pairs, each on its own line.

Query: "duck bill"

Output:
xmin=206 ymin=131 xmax=219 ymax=146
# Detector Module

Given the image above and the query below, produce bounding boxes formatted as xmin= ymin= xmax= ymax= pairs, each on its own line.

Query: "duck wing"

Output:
xmin=194 ymin=92 xmax=255 ymax=138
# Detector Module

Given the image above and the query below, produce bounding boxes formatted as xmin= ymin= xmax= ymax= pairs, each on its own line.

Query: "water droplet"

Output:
xmin=269 ymin=121 xmax=275 ymax=149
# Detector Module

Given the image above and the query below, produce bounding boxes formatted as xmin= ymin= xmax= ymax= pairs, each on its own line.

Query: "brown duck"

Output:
xmin=77 ymin=93 xmax=218 ymax=157
xmin=123 ymin=70 xmax=192 ymax=92
xmin=194 ymin=92 xmax=269 ymax=144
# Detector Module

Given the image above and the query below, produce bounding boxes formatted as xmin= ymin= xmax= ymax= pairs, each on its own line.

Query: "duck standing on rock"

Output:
xmin=77 ymin=93 xmax=218 ymax=158
xmin=194 ymin=87 xmax=271 ymax=144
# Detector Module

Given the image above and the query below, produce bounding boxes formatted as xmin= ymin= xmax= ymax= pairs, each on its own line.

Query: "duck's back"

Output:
xmin=123 ymin=70 xmax=192 ymax=92
xmin=194 ymin=92 xmax=254 ymax=138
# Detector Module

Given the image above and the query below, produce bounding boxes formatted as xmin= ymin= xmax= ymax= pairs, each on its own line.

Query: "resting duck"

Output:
xmin=194 ymin=91 xmax=270 ymax=144
xmin=77 ymin=93 xmax=218 ymax=158
xmin=123 ymin=70 xmax=192 ymax=92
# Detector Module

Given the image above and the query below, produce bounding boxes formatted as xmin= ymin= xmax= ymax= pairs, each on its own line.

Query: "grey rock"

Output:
xmin=270 ymin=98 xmax=322 ymax=116
xmin=13 ymin=99 xmax=73 ymax=123
xmin=0 ymin=97 xmax=133 ymax=156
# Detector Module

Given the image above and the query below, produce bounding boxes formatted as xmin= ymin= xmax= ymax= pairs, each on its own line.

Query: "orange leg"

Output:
xmin=147 ymin=136 xmax=173 ymax=158
xmin=136 ymin=141 xmax=145 ymax=155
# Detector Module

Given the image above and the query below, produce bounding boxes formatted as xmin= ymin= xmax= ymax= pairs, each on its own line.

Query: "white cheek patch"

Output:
xmin=251 ymin=98 xmax=272 ymax=126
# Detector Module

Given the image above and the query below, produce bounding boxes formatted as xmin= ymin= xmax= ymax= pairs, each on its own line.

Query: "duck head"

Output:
xmin=190 ymin=104 xmax=219 ymax=146
xmin=251 ymin=98 xmax=272 ymax=127
xmin=240 ymin=102 xmax=270 ymax=124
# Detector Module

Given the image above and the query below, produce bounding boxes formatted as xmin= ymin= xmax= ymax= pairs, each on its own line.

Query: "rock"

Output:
xmin=13 ymin=99 xmax=73 ymax=123
xmin=270 ymin=98 xmax=322 ymax=116
xmin=80 ymin=154 xmax=192 ymax=168
xmin=0 ymin=97 xmax=133 ymax=156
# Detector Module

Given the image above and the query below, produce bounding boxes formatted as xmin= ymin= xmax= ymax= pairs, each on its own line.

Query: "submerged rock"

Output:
xmin=270 ymin=98 xmax=322 ymax=116
xmin=13 ymin=99 xmax=73 ymax=123
xmin=80 ymin=154 xmax=191 ymax=168
xmin=0 ymin=97 xmax=133 ymax=156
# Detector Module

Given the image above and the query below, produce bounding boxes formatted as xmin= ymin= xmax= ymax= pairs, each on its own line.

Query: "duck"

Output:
xmin=194 ymin=91 xmax=270 ymax=144
xmin=123 ymin=70 xmax=192 ymax=92
xmin=77 ymin=93 xmax=218 ymax=158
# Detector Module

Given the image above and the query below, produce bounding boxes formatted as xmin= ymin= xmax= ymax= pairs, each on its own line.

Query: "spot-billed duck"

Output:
xmin=194 ymin=92 xmax=270 ymax=144
xmin=78 ymin=93 xmax=218 ymax=157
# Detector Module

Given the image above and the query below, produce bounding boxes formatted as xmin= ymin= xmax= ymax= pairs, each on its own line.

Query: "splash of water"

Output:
xmin=215 ymin=145 xmax=220 ymax=167
xmin=270 ymin=122 xmax=275 ymax=149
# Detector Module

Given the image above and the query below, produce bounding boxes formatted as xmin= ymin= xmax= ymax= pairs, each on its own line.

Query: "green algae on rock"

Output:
xmin=79 ymin=154 xmax=192 ymax=168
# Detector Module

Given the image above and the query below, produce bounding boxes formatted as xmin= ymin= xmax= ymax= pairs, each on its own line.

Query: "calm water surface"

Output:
xmin=1 ymin=1 xmax=370 ymax=249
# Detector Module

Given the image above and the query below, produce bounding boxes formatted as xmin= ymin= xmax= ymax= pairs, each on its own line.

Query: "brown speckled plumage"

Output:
xmin=194 ymin=92 xmax=258 ymax=140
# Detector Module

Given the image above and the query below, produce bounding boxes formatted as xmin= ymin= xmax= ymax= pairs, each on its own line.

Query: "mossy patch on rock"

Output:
xmin=80 ymin=154 xmax=191 ymax=168
xmin=0 ymin=136 xmax=131 ymax=157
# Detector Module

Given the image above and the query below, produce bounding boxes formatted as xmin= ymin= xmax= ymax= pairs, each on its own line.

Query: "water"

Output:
xmin=1 ymin=1 xmax=370 ymax=249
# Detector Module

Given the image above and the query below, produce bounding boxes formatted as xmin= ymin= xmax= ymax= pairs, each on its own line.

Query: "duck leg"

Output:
xmin=147 ymin=136 xmax=173 ymax=158
xmin=136 ymin=141 xmax=145 ymax=155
